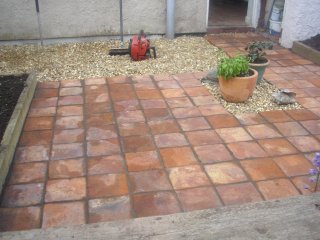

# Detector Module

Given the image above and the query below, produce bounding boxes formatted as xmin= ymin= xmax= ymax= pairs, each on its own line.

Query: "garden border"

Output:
xmin=292 ymin=41 xmax=320 ymax=65
xmin=0 ymin=72 xmax=37 ymax=193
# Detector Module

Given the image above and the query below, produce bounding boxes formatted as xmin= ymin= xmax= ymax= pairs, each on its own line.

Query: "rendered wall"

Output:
xmin=281 ymin=0 xmax=320 ymax=48
xmin=0 ymin=0 xmax=207 ymax=40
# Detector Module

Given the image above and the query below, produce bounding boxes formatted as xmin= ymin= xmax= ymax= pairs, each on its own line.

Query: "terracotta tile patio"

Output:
xmin=1 ymin=33 xmax=320 ymax=232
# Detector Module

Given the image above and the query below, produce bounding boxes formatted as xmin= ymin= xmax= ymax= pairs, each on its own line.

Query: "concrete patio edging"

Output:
xmin=0 ymin=72 xmax=37 ymax=193
xmin=292 ymin=41 xmax=320 ymax=65
xmin=1 ymin=193 xmax=320 ymax=240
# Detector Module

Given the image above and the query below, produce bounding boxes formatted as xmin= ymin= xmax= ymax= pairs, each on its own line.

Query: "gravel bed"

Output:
xmin=0 ymin=36 xmax=225 ymax=81
xmin=202 ymin=79 xmax=301 ymax=115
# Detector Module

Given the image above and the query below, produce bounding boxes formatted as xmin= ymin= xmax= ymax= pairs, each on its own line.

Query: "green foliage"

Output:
xmin=245 ymin=41 xmax=273 ymax=63
xmin=217 ymin=55 xmax=249 ymax=80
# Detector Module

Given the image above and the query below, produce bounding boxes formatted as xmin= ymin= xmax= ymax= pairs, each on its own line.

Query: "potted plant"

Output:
xmin=217 ymin=55 xmax=258 ymax=103
xmin=245 ymin=41 xmax=273 ymax=84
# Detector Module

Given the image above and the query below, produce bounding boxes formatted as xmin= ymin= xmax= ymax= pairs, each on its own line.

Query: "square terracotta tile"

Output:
xmin=157 ymin=80 xmax=180 ymax=89
xmin=274 ymin=122 xmax=308 ymax=136
xmin=194 ymin=144 xmax=233 ymax=163
xmin=85 ymin=92 xmax=109 ymax=103
xmin=292 ymin=176 xmax=316 ymax=195
xmin=59 ymin=87 xmax=83 ymax=96
xmin=28 ymin=107 xmax=56 ymax=117
xmin=87 ymin=174 xmax=128 ymax=198
xmin=51 ymin=143 xmax=84 ymax=160
xmin=53 ymin=128 xmax=84 ymax=144
xmin=154 ymin=133 xmax=188 ymax=148
xmin=161 ymin=89 xmax=186 ymax=98
xmin=273 ymin=154 xmax=313 ymax=177
xmin=58 ymin=95 xmax=84 ymax=106
xmin=206 ymin=114 xmax=240 ymax=128
xmin=45 ymin=178 xmax=86 ymax=202
xmin=300 ymin=120 xmax=320 ymax=134
xmin=204 ymin=162 xmax=247 ymax=184
xmin=148 ymin=119 xmax=180 ymax=134
xmin=257 ymin=179 xmax=300 ymax=200
xmin=144 ymin=108 xmax=172 ymax=121
xmin=88 ymin=196 xmax=131 ymax=223
xmin=198 ymin=105 xmax=228 ymax=116
xmin=296 ymin=97 xmax=320 ymax=108
xmin=216 ymin=127 xmax=252 ymax=143
xmin=227 ymin=141 xmax=267 ymax=159
xmin=129 ymin=170 xmax=172 ymax=193
xmin=140 ymin=99 xmax=167 ymax=109
xmin=1 ymin=183 xmax=44 ymax=207
xmin=246 ymin=124 xmax=281 ymax=139
xmin=153 ymin=74 xmax=174 ymax=81
xmin=35 ymin=88 xmax=58 ymax=98
xmin=191 ymin=96 xmax=219 ymax=106
xmin=9 ymin=162 xmax=47 ymax=184
xmin=171 ymin=107 xmax=202 ymax=119
xmin=166 ymin=97 xmax=193 ymax=108
xmin=288 ymin=136 xmax=320 ymax=153
xmin=42 ymin=202 xmax=85 ymax=228
xmin=108 ymin=76 xmax=131 ymax=84
xmin=60 ymin=80 xmax=81 ymax=87
xmin=14 ymin=145 xmax=50 ymax=163
xmin=88 ymin=155 xmax=124 ymax=175
xmin=184 ymin=87 xmax=211 ymax=97
xmin=85 ymin=103 xmax=111 ymax=114
xmin=57 ymin=105 xmax=83 ymax=116
xmin=55 ymin=116 xmax=84 ymax=129
xmin=85 ymin=77 xmax=107 ymax=85
xmin=260 ymin=110 xmax=292 ymax=123
xmin=286 ymin=109 xmax=319 ymax=121
xmin=133 ymin=192 xmax=181 ymax=217
xmin=118 ymin=122 xmax=149 ymax=136
xmin=134 ymin=81 xmax=156 ymax=90
xmin=216 ymin=183 xmax=262 ymax=205
xmin=87 ymin=139 xmax=120 ymax=157
xmin=86 ymin=124 xmax=117 ymax=140
xmin=38 ymin=81 xmax=60 ymax=89
xmin=136 ymin=89 xmax=162 ymax=99
xmin=86 ymin=113 xmax=114 ymax=126
xmin=168 ymin=165 xmax=210 ymax=189
xmin=258 ymin=138 xmax=298 ymax=156
xmin=125 ymin=151 xmax=161 ymax=171
xmin=122 ymin=135 xmax=155 ymax=153
xmin=177 ymin=117 xmax=211 ymax=131
xmin=240 ymin=158 xmax=285 ymax=181
xmin=24 ymin=117 xmax=54 ymax=131
xmin=31 ymin=97 xmax=58 ymax=108
xmin=114 ymin=99 xmax=141 ymax=112
xmin=186 ymin=130 xmax=222 ymax=146
xmin=160 ymin=147 xmax=198 ymax=167
xmin=176 ymin=187 xmax=222 ymax=211
xmin=49 ymin=158 xmax=84 ymax=179
xmin=0 ymin=207 xmax=41 ymax=231
xmin=116 ymin=110 xmax=145 ymax=123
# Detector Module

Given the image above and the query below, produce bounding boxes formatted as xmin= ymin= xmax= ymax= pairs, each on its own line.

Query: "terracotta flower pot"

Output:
xmin=218 ymin=68 xmax=258 ymax=103
xmin=249 ymin=58 xmax=270 ymax=84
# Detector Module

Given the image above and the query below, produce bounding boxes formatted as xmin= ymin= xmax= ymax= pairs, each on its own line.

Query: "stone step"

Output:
xmin=1 ymin=193 xmax=320 ymax=240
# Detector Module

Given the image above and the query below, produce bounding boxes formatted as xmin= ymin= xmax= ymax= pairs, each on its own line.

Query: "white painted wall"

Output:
xmin=0 ymin=0 xmax=207 ymax=40
xmin=281 ymin=0 xmax=320 ymax=48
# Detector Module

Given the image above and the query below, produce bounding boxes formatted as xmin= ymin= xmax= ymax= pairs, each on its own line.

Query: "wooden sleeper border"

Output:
xmin=292 ymin=41 xmax=320 ymax=65
xmin=0 ymin=72 xmax=37 ymax=193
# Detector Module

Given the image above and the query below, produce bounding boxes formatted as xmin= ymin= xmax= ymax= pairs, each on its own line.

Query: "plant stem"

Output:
xmin=314 ymin=172 xmax=320 ymax=193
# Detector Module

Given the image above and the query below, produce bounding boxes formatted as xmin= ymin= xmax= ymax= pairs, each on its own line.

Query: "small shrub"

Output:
xmin=217 ymin=55 xmax=249 ymax=80
xmin=245 ymin=41 xmax=273 ymax=63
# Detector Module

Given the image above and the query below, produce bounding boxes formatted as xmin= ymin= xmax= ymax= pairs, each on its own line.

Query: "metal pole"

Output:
xmin=35 ymin=0 xmax=43 ymax=45
xmin=166 ymin=0 xmax=175 ymax=39
xmin=119 ymin=0 xmax=124 ymax=45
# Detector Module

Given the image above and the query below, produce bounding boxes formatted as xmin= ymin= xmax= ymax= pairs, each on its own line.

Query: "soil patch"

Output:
xmin=0 ymin=74 xmax=28 ymax=142
xmin=302 ymin=34 xmax=320 ymax=51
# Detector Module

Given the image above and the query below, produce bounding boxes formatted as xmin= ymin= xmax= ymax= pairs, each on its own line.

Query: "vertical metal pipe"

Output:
xmin=166 ymin=0 xmax=175 ymax=39
xmin=119 ymin=0 xmax=124 ymax=43
xmin=35 ymin=0 xmax=43 ymax=45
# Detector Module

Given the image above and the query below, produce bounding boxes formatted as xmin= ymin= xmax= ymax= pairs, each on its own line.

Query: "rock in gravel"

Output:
xmin=201 ymin=66 xmax=218 ymax=82
xmin=272 ymin=89 xmax=297 ymax=105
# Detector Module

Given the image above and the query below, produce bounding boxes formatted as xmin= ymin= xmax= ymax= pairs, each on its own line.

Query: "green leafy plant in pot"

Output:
xmin=217 ymin=55 xmax=258 ymax=103
xmin=245 ymin=41 xmax=273 ymax=84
